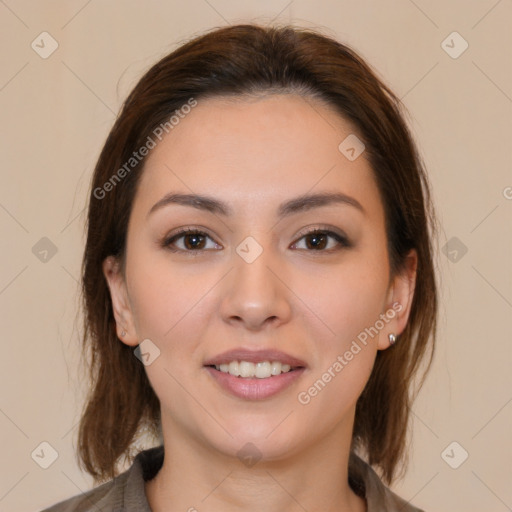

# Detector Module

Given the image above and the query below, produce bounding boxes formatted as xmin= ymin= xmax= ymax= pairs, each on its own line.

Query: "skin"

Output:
xmin=103 ymin=93 xmax=417 ymax=512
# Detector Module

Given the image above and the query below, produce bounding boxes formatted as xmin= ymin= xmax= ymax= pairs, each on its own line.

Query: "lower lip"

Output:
xmin=204 ymin=367 xmax=305 ymax=400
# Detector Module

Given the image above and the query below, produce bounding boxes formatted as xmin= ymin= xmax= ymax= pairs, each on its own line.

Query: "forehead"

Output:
xmin=133 ymin=94 xmax=382 ymax=220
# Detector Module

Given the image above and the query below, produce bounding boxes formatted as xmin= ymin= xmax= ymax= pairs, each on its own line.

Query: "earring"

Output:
xmin=388 ymin=333 xmax=397 ymax=345
xmin=121 ymin=330 xmax=127 ymax=337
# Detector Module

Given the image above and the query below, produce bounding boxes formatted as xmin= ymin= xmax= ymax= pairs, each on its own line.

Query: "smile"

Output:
xmin=203 ymin=348 xmax=307 ymax=399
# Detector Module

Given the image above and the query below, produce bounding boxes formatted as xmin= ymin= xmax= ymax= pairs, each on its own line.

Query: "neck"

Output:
xmin=145 ymin=411 xmax=367 ymax=512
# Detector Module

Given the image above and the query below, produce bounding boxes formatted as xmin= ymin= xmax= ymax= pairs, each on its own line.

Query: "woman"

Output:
xmin=42 ymin=23 xmax=438 ymax=512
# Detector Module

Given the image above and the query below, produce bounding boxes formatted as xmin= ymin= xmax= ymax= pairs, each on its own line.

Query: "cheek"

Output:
xmin=297 ymin=255 xmax=390 ymax=352
xmin=126 ymin=255 xmax=212 ymax=423
xmin=295 ymin=280 xmax=381 ymax=410
xmin=126 ymin=248 xmax=206 ymax=341
xmin=293 ymin=264 xmax=386 ymax=412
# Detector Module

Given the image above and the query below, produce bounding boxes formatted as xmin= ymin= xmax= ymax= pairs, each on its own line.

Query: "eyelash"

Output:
xmin=161 ymin=226 xmax=351 ymax=255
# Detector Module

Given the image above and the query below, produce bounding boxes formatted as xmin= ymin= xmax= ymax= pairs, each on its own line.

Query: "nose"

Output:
xmin=219 ymin=244 xmax=292 ymax=331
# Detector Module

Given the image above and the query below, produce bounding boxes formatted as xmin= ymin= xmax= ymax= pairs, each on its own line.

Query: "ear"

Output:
xmin=102 ymin=255 xmax=139 ymax=347
xmin=377 ymin=249 xmax=418 ymax=350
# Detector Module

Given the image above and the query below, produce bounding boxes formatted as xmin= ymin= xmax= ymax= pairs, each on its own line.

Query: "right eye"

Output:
xmin=162 ymin=228 xmax=222 ymax=253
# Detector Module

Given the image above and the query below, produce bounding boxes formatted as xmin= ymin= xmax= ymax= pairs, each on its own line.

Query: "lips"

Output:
xmin=203 ymin=348 xmax=307 ymax=368
xmin=203 ymin=348 xmax=307 ymax=400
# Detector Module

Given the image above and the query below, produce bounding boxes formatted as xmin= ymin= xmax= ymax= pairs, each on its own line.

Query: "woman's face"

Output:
xmin=104 ymin=94 xmax=416 ymax=461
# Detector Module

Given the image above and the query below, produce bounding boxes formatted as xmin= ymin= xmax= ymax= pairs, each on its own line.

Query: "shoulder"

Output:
xmin=38 ymin=446 xmax=164 ymax=512
xmin=349 ymin=452 xmax=426 ymax=512
xmin=38 ymin=474 xmax=127 ymax=512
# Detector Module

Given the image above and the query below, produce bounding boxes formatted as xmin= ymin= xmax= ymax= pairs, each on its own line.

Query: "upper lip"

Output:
xmin=203 ymin=348 xmax=307 ymax=368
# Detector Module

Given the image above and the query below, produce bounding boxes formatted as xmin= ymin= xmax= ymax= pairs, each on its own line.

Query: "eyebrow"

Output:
xmin=147 ymin=191 xmax=365 ymax=219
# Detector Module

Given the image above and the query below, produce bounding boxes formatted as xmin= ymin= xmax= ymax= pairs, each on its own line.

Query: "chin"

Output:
xmin=206 ymin=418 xmax=303 ymax=463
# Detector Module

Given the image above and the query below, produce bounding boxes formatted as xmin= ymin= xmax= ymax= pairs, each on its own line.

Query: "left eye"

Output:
xmin=163 ymin=229 xmax=219 ymax=252
xmin=291 ymin=229 xmax=349 ymax=251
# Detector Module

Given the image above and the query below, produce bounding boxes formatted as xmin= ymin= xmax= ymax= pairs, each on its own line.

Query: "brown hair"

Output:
xmin=77 ymin=23 xmax=438 ymax=485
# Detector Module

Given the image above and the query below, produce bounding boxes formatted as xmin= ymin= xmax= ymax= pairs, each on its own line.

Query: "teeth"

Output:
xmin=213 ymin=360 xmax=294 ymax=378
xmin=228 ymin=361 xmax=240 ymax=376
xmin=240 ymin=361 xmax=254 ymax=378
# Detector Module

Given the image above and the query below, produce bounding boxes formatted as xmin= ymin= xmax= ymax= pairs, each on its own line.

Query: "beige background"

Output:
xmin=1 ymin=1 xmax=511 ymax=511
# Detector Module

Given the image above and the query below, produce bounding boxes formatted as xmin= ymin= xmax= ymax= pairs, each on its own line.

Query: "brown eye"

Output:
xmin=163 ymin=228 xmax=220 ymax=252
xmin=183 ymin=233 xmax=205 ymax=250
xmin=292 ymin=229 xmax=350 ymax=251
xmin=305 ymin=232 xmax=329 ymax=250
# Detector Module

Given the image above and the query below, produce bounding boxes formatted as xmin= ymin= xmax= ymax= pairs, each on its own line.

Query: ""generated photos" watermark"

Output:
xmin=297 ymin=301 xmax=403 ymax=405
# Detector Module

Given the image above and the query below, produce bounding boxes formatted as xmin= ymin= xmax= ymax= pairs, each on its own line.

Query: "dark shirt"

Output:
xmin=39 ymin=445 xmax=425 ymax=511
